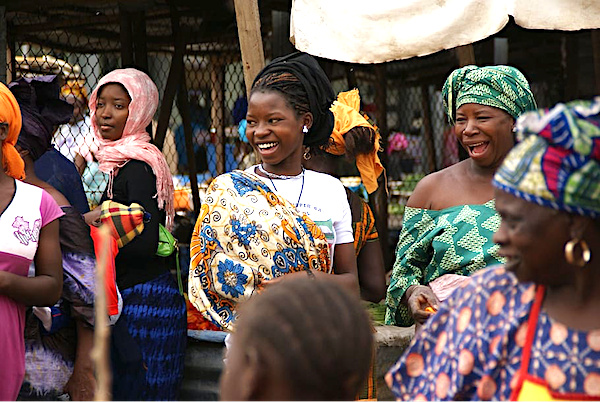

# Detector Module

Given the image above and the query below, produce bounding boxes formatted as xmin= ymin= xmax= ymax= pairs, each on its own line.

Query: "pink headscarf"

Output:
xmin=89 ymin=68 xmax=174 ymax=230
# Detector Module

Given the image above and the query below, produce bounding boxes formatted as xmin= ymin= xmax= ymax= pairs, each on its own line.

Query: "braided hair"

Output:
xmin=250 ymin=52 xmax=335 ymax=149
xmin=234 ymin=277 xmax=374 ymax=400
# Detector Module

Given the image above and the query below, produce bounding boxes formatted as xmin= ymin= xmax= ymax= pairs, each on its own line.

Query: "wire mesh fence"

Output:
xmin=4 ymin=5 xmax=585 ymax=255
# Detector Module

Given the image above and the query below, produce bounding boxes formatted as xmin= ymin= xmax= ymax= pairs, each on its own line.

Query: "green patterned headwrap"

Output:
xmin=493 ymin=97 xmax=600 ymax=218
xmin=442 ymin=65 xmax=537 ymax=125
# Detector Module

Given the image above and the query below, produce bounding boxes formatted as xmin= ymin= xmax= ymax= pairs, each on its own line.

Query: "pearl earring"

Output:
xmin=302 ymin=125 xmax=308 ymax=134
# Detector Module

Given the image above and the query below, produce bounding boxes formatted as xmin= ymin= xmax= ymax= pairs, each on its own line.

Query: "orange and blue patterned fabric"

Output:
xmin=188 ymin=170 xmax=331 ymax=331
xmin=493 ymin=96 xmax=600 ymax=218
xmin=386 ymin=266 xmax=600 ymax=400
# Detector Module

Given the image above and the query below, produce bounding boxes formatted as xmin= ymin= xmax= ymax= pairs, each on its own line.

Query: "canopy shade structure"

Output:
xmin=290 ymin=0 xmax=600 ymax=63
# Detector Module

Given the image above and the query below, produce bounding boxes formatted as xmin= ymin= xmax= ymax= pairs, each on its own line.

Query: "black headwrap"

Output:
xmin=252 ymin=52 xmax=335 ymax=147
xmin=9 ymin=75 xmax=73 ymax=161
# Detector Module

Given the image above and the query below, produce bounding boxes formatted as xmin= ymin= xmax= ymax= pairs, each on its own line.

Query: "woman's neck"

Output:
xmin=543 ymin=267 xmax=600 ymax=330
xmin=259 ymin=161 xmax=304 ymax=177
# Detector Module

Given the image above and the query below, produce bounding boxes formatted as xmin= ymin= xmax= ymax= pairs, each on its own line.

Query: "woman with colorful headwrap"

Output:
xmin=302 ymin=88 xmax=385 ymax=303
xmin=386 ymin=65 xmax=537 ymax=327
xmin=188 ymin=52 xmax=358 ymax=332
xmin=0 ymin=82 xmax=63 ymax=400
xmin=387 ymin=97 xmax=600 ymax=400
xmin=83 ymin=68 xmax=185 ymax=400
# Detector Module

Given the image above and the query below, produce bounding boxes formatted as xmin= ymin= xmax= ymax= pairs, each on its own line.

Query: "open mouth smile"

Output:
xmin=256 ymin=142 xmax=278 ymax=151
xmin=467 ymin=141 xmax=489 ymax=156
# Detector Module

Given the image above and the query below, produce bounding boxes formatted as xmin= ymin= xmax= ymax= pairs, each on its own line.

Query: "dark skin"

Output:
xmin=402 ymin=104 xmax=515 ymax=325
xmin=303 ymin=148 xmax=386 ymax=302
xmin=246 ymin=89 xmax=359 ymax=295
xmin=17 ymin=146 xmax=96 ymax=400
xmin=0 ymin=124 xmax=62 ymax=307
xmin=494 ymin=189 xmax=600 ymax=331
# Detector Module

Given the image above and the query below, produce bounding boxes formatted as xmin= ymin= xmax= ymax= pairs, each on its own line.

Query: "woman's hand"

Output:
xmin=83 ymin=208 xmax=101 ymax=227
xmin=406 ymin=285 xmax=440 ymax=325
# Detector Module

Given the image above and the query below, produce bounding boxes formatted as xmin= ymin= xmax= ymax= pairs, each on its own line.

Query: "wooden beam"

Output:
xmin=177 ymin=77 xmax=201 ymax=217
xmin=132 ymin=10 xmax=148 ymax=70
xmin=455 ymin=44 xmax=476 ymax=67
xmin=154 ymin=6 xmax=187 ymax=150
xmin=373 ymin=63 xmax=390 ymax=271
xmin=233 ymin=0 xmax=265 ymax=97
xmin=592 ymin=30 xmax=600 ymax=96
xmin=209 ymin=55 xmax=225 ymax=175
xmin=119 ymin=5 xmax=134 ymax=66
xmin=421 ymin=84 xmax=437 ymax=173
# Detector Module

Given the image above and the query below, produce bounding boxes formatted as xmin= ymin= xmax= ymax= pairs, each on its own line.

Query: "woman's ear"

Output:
xmin=237 ymin=347 xmax=264 ymax=401
xmin=569 ymin=215 xmax=591 ymax=240
xmin=303 ymin=112 xmax=313 ymax=131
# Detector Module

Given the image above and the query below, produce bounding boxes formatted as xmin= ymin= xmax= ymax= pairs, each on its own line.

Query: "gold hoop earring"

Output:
xmin=564 ymin=238 xmax=591 ymax=267
xmin=303 ymin=147 xmax=311 ymax=161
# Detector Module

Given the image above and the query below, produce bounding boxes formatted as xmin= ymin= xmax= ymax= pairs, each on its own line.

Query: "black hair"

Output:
xmin=235 ymin=277 xmax=374 ymax=400
xmin=250 ymin=52 xmax=335 ymax=149
xmin=96 ymin=82 xmax=131 ymax=101
xmin=251 ymin=71 xmax=332 ymax=148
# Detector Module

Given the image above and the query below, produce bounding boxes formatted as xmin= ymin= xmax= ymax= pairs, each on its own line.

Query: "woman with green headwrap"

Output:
xmin=385 ymin=65 xmax=537 ymax=327
xmin=386 ymin=97 xmax=600 ymax=401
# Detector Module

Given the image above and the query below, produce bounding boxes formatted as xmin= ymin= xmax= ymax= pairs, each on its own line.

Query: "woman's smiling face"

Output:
xmin=95 ymin=83 xmax=130 ymax=141
xmin=246 ymin=89 xmax=312 ymax=175
xmin=454 ymin=103 xmax=515 ymax=169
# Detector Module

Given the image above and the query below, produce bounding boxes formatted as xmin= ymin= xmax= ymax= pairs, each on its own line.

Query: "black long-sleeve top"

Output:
xmin=101 ymin=160 xmax=170 ymax=289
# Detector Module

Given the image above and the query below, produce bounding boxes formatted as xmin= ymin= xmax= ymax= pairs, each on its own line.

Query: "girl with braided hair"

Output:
xmin=188 ymin=52 xmax=358 ymax=331
xmin=220 ymin=276 xmax=374 ymax=401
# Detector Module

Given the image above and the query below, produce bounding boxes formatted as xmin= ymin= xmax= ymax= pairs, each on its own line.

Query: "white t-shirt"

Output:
xmin=246 ymin=166 xmax=354 ymax=261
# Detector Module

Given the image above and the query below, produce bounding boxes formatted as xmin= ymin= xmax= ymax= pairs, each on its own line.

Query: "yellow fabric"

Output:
xmin=329 ymin=89 xmax=383 ymax=194
xmin=516 ymin=379 xmax=565 ymax=401
xmin=0 ymin=83 xmax=24 ymax=180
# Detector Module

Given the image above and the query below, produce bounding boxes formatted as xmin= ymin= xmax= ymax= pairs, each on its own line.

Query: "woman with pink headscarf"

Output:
xmin=84 ymin=68 xmax=185 ymax=400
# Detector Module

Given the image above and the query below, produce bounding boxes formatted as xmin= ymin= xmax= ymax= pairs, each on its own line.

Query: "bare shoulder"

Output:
xmin=406 ymin=161 xmax=468 ymax=209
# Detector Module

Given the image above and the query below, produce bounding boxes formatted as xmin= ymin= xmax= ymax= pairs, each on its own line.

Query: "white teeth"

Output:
xmin=469 ymin=141 xmax=486 ymax=149
xmin=257 ymin=142 xmax=277 ymax=150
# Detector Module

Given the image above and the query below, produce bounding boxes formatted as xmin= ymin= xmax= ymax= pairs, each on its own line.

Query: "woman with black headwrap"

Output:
xmin=188 ymin=52 xmax=358 ymax=331
xmin=9 ymin=76 xmax=97 ymax=401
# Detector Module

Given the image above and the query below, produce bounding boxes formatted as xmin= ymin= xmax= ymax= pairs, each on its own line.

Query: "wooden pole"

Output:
xmin=233 ymin=0 xmax=265 ymax=97
xmin=92 ymin=226 xmax=112 ymax=401
xmin=373 ymin=64 xmax=390 ymax=271
xmin=455 ymin=44 xmax=476 ymax=66
xmin=154 ymin=6 xmax=186 ymax=150
xmin=591 ymin=30 xmax=600 ymax=96
xmin=119 ymin=5 xmax=134 ymax=67
xmin=177 ymin=77 xmax=201 ymax=217
xmin=421 ymin=85 xmax=437 ymax=173
xmin=209 ymin=56 xmax=225 ymax=175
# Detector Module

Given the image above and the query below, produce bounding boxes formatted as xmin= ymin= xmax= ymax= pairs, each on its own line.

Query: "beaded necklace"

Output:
xmin=258 ymin=164 xmax=305 ymax=208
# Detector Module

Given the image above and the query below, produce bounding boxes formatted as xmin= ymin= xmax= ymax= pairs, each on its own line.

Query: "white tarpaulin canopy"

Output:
xmin=290 ymin=0 xmax=600 ymax=63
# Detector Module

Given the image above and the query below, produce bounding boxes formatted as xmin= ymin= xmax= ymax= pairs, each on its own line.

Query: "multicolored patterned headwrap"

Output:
xmin=0 ymin=82 xmax=25 ymax=179
xmin=328 ymin=89 xmax=383 ymax=194
xmin=442 ymin=65 xmax=537 ymax=125
xmin=493 ymin=97 xmax=600 ymax=218
xmin=188 ymin=170 xmax=331 ymax=331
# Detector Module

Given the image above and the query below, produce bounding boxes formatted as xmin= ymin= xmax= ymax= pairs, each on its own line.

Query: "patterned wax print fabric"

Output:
xmin=350 ymin=189 xmax=379 ymax=256
xmin=188 ymin=170 xmax=331 ymax=331
xmin=20 ymin=206 xmax=96 ymax=400
xmin=386 ymin=266 xmax=600 ymax=400
xmin=442 ymin=65 xmax=537 ymax=125
xmin=493 ymin=96 xmax=600 ymax=218
xmin=385 ymin=199 xmax=504 ymax=327
xmin=0 ymin=180 xmax=63 ymax=400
